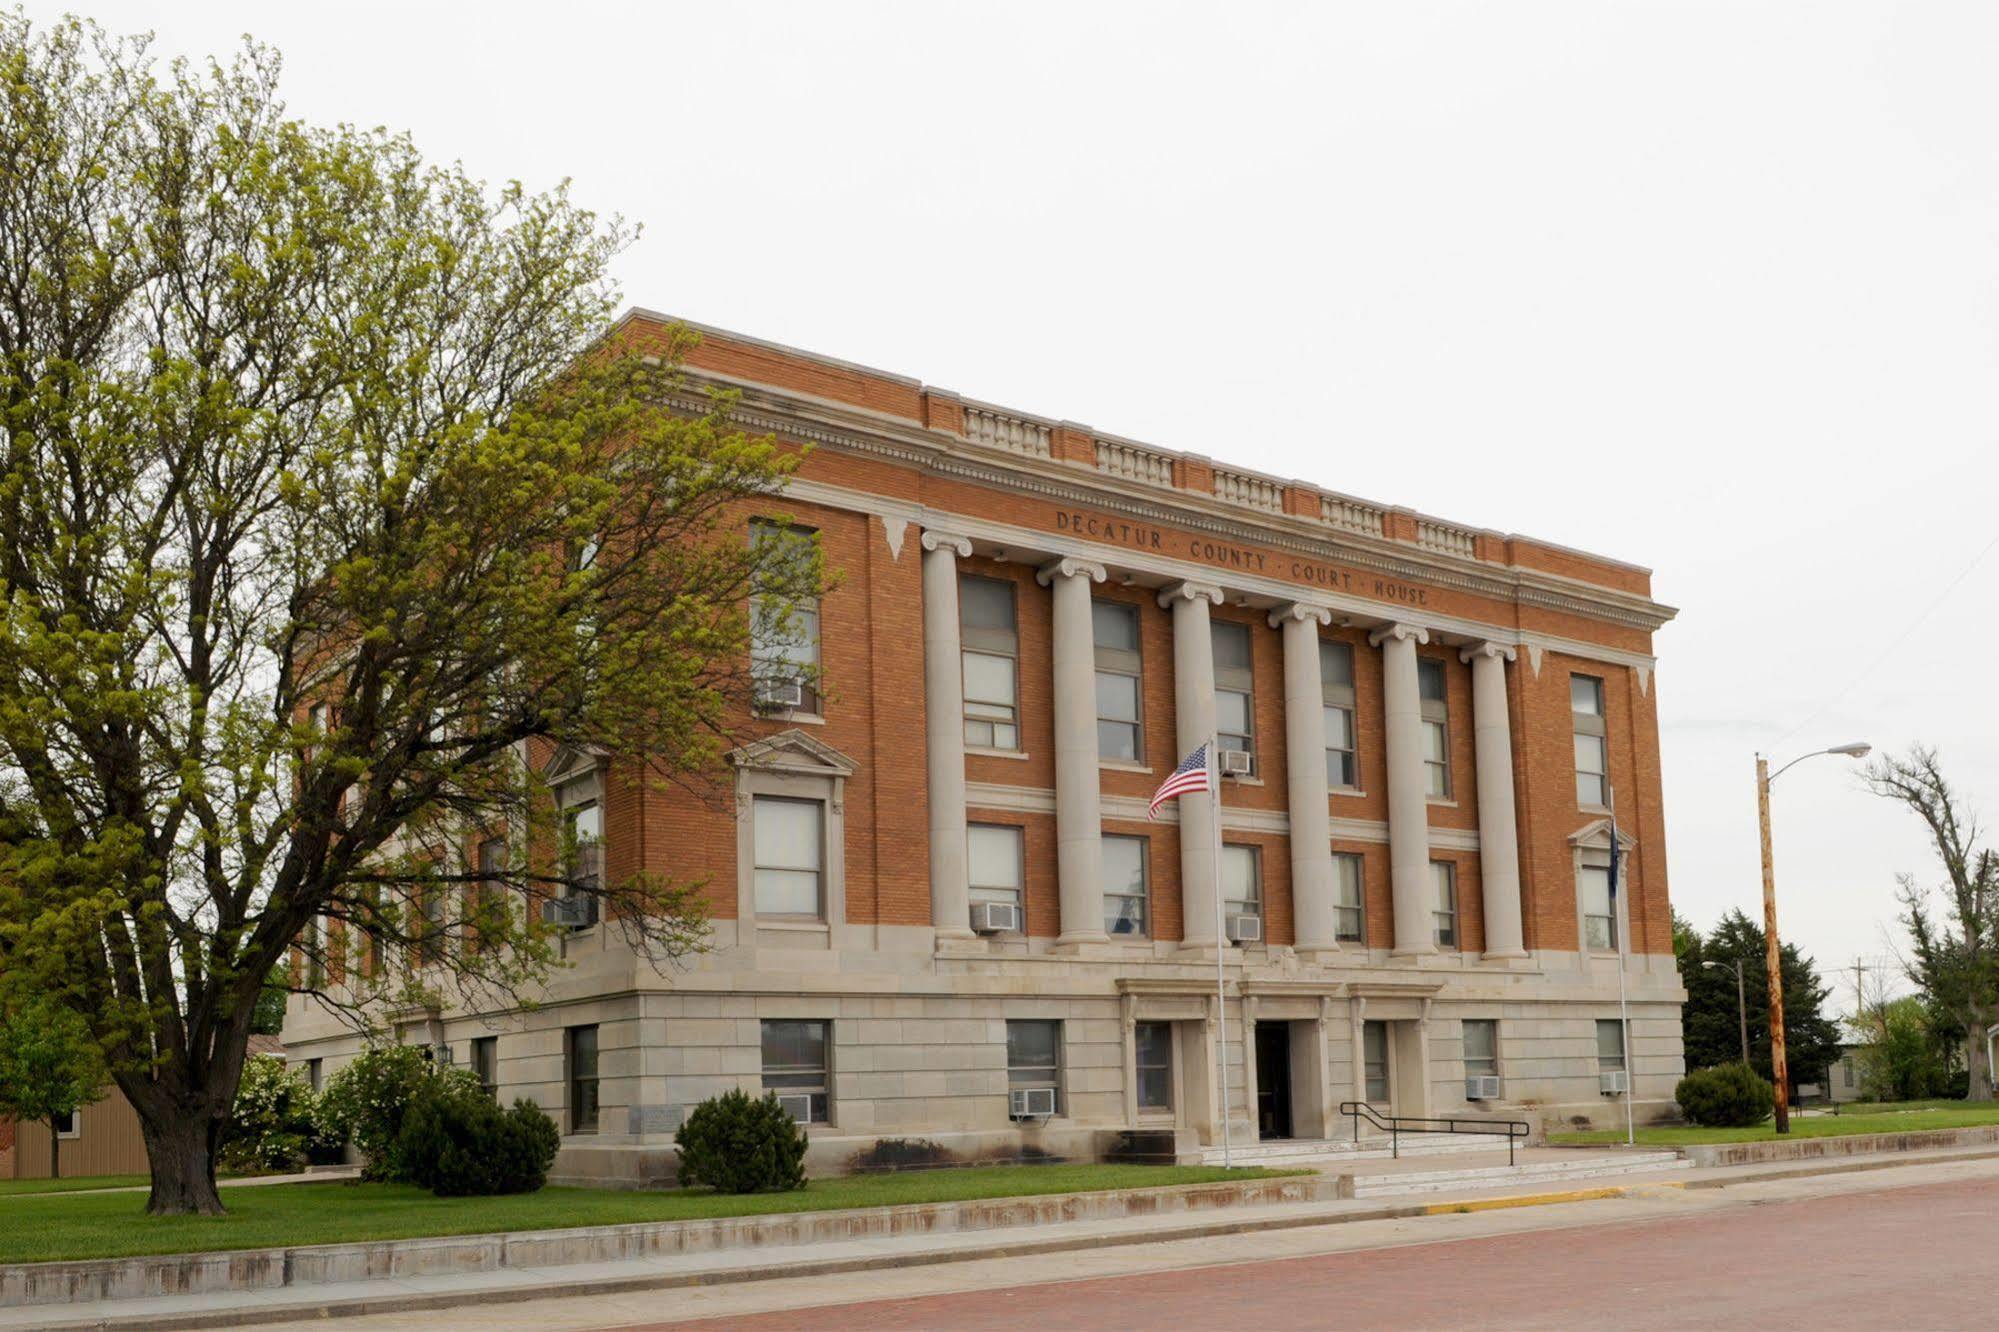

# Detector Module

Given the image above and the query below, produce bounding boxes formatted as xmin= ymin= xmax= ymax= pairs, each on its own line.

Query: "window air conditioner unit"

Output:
xmin=1225 ymin=913 xmax=1262 ymax=944
xmin=541 ymin=895 xmax=597 ymax=929
xmin=1218 ymin=749 xmax=1254 ymax=778
xmin=1010 ymin=1087 xmax=1057 ymax=1119
xmin=1600 ymin=1070 xmax=1630 ymax=1095
xmin=775 ymin=1093 xmax=814 ymax=1125
xmin=755 ymin=679 xmax=806 ymax=712
xmin=969 ymin=902 xmax=1022 ymax=935
xmin=1465 ymin=1075 xmax=1500 ymax=1101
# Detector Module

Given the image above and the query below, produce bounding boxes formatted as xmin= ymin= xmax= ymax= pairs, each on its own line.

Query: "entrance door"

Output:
xmin=1254 ymin=1021 xmax=1293 ymax=1139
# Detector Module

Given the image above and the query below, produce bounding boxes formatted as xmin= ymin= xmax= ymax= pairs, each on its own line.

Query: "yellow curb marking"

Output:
xmin=1424 ymin=1181 xmax=1687 ymax=1215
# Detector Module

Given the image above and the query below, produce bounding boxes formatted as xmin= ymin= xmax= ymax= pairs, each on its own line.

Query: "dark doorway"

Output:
xmin=1254 ymin=1021 xmax=1293 ymax=1139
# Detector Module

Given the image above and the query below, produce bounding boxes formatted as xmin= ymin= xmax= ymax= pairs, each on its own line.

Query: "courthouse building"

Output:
xmin=285 ymin=311 xmax=1685 ymax=1180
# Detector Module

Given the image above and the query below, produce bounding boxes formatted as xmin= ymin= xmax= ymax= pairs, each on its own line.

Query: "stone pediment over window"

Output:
xmin=728 ymin=729 xmax=858 ymax=779
xmin=1568 ymin=817 xmax=1638 ymax=852
xmin=542 ymin=742 xmax=609 ymax=786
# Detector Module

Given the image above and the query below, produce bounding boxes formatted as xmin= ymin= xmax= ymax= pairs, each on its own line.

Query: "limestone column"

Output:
xmin=1159 ymin=580 xmax=1224 ymax=950
xmin=1462 ymin=642 xmax=1528 ymax=959
xmin=1038 ymin=556 xmax=1109 ymax=947
xmin=921 ymin=530 xmax=975 ymax=942
xmin=1272 ymin=602 xmax=1337 ymax=956
xmin=1369 ymin=621 xmax=1435 ymax=957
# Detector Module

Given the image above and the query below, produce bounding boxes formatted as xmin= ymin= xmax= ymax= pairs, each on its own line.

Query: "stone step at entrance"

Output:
xmin=1200 ymin=1133 xmax=1519 ymax=1166
xmin=1345 ymin=1150 xmax=1689 ymax=1197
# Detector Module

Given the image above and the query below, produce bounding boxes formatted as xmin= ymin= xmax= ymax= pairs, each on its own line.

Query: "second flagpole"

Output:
xmin=1211 ymin=735 xmax=1231 ymax=1168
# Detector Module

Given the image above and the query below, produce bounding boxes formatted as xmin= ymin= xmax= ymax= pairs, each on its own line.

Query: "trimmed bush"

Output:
xmin=220 ymin=1054 xmax=321 ymax=1172
xmin=1675 ymin=1062 xmax=1776 ymax=1127
xmin=675 ymin=1089 xmax=808 ymax=1193
xmin=316 ymin=1044 xmax=485 ymax=1182
xmin=397 ymin=1086 xmax=561 ymax=1196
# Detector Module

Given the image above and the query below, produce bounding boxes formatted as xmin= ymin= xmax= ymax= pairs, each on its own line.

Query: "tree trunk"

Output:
xmin=134 ymin=1096 xmax=227 ymax=1216
xmin=1968 ymin=1026 xmax=1995 ymax=1103
xmin=47 ymin=1117 xmax=60 ymax=1180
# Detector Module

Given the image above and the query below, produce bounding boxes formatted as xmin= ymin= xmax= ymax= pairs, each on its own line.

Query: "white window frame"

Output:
xmin=1320 ymin=640 xmax=1359 ymax=790
xmin=730 ymin=730 xmax=856 ymax=939
xmin=960 ymin=574 xmax=1020 ymax=751
xmin=1463 ymin=1019 xmax=1499 ymax=1080
xmin=1572 ymin=674 xmax=1608 ymax=809
xmin=1580 ymin=862 xmax=1617 ymax=952
xmin=1135 ymin=1020 xmax=1174 ymax=1113
xmin=53 ymin=1107 xmax=80 ymax=1139
xmin=968 ymin=822 xmax=1025 ymax=924
xmin=1362 ymin=1019 xmax=1391 ymax=1104
xmin=1212 ymin=620 xmax=1255 ymax=761
xmin=1102 ymin=833 xmax=1150 ymax=938
xmin=1092 ymin=600 xmax=1144 ymax=764
xmin=1431 ymin=860 xmax=1459 ymax=949
xmin=1596 ymin=1018 xmax=1628 ymax=1074
xmin=749 ymin=520 xmax=823 ymax=716
xmin=1419 ymin=657 xmax=1451 ymax=799
xmin=1221 ymin=843 xmax=1261 ymax=925
xmin=762 ymin=1018 xmax=832 ymax=1124
xmin=1006 ymin=1019 xmax=1064 ymax=1117
xmin=1333 ymin=851 xmax=1366 ymax=943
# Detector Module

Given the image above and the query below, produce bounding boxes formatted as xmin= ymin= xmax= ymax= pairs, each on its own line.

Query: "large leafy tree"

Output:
xmin=1868 ymin=746 xmax=1998 ymax=1101
xmin=0 ymin=16 xmax=816 ymax=1214
xmin=1676 ymin=909 xmax=1844 ymax=1091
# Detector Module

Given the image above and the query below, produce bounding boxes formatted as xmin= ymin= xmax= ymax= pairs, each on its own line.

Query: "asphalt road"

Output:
xmin=632 ymin=1171 xmax=1999 ymax=1332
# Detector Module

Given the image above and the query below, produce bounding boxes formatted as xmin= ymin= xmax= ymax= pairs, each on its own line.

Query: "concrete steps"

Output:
xmin=1199 ymin=1134 xmax=1518 ymax=1166
xmin=1346 ymin=1151 xmax=1689 ymax=1198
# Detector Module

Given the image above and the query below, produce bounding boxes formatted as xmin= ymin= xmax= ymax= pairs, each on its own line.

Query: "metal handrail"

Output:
xmin=1339 ymin=1101 xmax=1532 ymax=1166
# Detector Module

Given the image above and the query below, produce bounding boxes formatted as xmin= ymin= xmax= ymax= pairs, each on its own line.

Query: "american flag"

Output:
xmin=1149 ymin=742 xmax=1214 ymax=820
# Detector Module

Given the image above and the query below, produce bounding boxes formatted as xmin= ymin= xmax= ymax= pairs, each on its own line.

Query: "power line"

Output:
xmin=1772 ymin=528 xmax=1999 ymax=749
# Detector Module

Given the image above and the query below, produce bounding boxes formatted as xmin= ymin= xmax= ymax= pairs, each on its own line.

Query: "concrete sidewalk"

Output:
xmin=13 ymin=1142 xmax=1999 ymax=1332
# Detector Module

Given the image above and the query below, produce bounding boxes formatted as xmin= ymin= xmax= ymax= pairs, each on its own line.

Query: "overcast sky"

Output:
xmin=46 ymin=2 xmax=1999 ymax=1011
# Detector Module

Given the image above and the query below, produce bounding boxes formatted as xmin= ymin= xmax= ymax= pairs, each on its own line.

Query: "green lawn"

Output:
xmin=1551 ymin=1104 xmax=1999 ymax=1147
xmin=0 ymin=1164 xmax=1289 ymax=1265
xmin=0 ymin=1173 xmax=148 ymax=1197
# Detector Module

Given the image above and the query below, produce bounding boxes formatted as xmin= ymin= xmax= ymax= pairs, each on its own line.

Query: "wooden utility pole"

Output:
xmin=1757 ymin=755 xmax=1791 ymax=1134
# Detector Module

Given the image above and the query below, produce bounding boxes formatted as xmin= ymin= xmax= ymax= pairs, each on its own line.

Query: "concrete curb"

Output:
xmin=1679 ymin=1123 xmax=1999 ymax=1167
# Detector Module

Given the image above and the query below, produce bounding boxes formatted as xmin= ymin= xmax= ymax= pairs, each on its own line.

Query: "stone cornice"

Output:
xmin=655 ymin=369 xmax=1677 ymax=636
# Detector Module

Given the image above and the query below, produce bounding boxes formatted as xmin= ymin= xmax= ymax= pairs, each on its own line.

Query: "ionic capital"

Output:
xmin=1034 ymin=557 xmax=1108 ymax=587
xmin=919 ymin=529 xmax=972 ymax=558
xmin=1267 ymin=601 xmax=1334 ymax=629
xmin=1459 ymin=640 xmax=1518 ymax=665
xmin=1366 ymin=621 xmax=1430 ymax=648
xmin=1156 ymin=580 xmax=1224 ymax=610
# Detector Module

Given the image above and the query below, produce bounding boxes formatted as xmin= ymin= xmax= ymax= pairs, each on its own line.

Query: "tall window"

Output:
xmin=960 ymin=575 xmax=1019 ymax=749
xmin=472 ymin=1036 xmax=499 ymax=1099
xmin=1363 ymin=1020 xmax=1390 ymax=1103
xmin=1093 ymin=601 xmax=1143 ymax=762
xmin=1135 ymin=1021 xmax=1173 ymax=1111
xmin=1102 ymin=834 xmax=1149 ymax=937
xmin=1320 ymin=640 xmax=1358 ymax=789
xmin=304 ymin=916 xmax=325 ymax=988
xmin=1596 ymin=1018 xmax=1627 ymax=1073
xmin=1006 ymin=1019 xmax=1062 ymax=1115
xmin=1580 ymin=863 xmax=1616 ymax=951
xmin=761 ymin=1019 xmax=830 ymax=1123
xmin=750 ymin=521 xmax=820 ymax=713
xmin=1572 ymin=674 xmax=1608 ymax=807
xmin=1221 ymin=844 xmax=1261 ymax=925
xmin=474 ymin=835 xmax=507 ymax=948
xmin=968 ymin=824 xmax=1024 ymax=920
xmin=753 ymin=795 xmax=824 ymax=917
xmin=562 ymin=802 xmax=600 ymax=899
xmin=306 ymin=1058 xmax=323 ymax=1094
xmin=1431 ymin=860 xmax=1458 ymax=948
xmin=567 ymin=1025 xmax=599 ymax=1133
xmin=1418 ymin=658 xmax=1451 ymax=798
xmin=1333 ymin=852 xmax=1366 ymax=943
xmin=1463 ymin=1020 xmax=1498 ymax=1079
xmin=419 ymin=884 xmax=447 ymax=966
xmin=1212 ymin=621 xmax=1254 ymax=761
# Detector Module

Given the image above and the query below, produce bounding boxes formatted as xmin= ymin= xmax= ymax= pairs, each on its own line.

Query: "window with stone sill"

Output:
xmin=1320 ymin=640 xmax=1358 ymax=788
xmin=1093 ymin=600 xmax=1143 ymax=762
xmin=1102 ymin=833 xmax=1149 ymax=938
xmin=1463 ymin=1019 xmax=1498 ymax=1079
xmin=1597 ymin=1018 xmax=1627 ymax=1073
xmin=472 ymin=1036 xmax=498 ymax=1100
xmin=1431 ymin=860 xmax=1459 ymax=948
xmin=1007 ymin=1019 xmax=1062 ymax=1116
xmin=1135 ymin=1021 xmax=1173 ymax=1111
xmin=968 ymin=823 xmax=1024 ymax=921
xmin=750 ymin=521 xmax=822 ymax=715
xmin=1572 ymin=674 xmax=1608 ymax=807
xmin=1212 ymin=621 xmax=1255 ymax=760
xmin=762 ymin=1018 xmax=831 ymax=1123
xmin=960 ymin=575 xmax=1019 ymax=749
xmin=567 ymin=1024 xmax=600 ymax=1133
xmin=753 ymin=795 xmax=824 ymax=918
xmin=1419 ymin=658 xmax=1451 ymax=798
xmin=1580 ymin=863 xmax=1617 ymax=951
xmin=1363 ymin=1020 xmax=1390 ymax=1103
xmin=1222 ymin=843 xmax=1261 ymax=926
xmin=1333 ymin=852 xmax=1366 ymax=942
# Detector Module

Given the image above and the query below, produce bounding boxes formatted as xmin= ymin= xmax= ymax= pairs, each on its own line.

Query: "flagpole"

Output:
xmin=1611 ymin=781 xmax=1634 ymax=1147
xmin=1211 ymin=736 xmax=1231 ymax=1168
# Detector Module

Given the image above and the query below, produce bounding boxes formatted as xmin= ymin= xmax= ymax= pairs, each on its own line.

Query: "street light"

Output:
xmin=1757 ymin=741 xmax=1871 ymax=1133
xmin=1701 ymin=957 xmax=1751 ymax=1066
